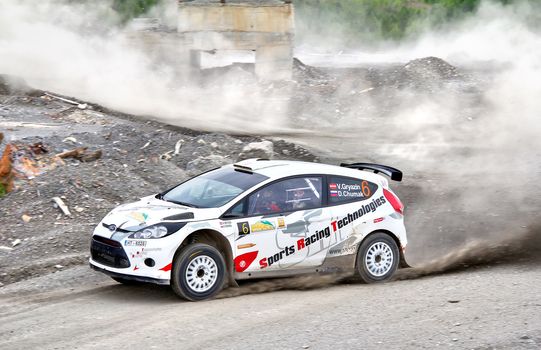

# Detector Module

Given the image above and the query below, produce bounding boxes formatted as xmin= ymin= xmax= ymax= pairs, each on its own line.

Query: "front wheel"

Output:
xmin=171 ymin=243 xmax=226 ymax=301
xmin=356 ymin=232 xmax=399 ymax=283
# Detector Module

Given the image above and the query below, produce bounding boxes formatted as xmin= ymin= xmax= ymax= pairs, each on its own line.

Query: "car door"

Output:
xmin=227 ymin=176 xmax=332 ymax=273
xmin=325 ymin=175 xmax=381 ymax=256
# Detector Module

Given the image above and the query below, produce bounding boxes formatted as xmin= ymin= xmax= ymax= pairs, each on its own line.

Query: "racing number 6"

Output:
xmin=361 ymin=180 xmax=371 ymax=197
xmin=237 ymin=221 xmax=251 ymax=236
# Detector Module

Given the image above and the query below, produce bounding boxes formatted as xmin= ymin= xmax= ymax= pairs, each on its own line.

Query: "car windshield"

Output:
xmin=162 ymin=167 xmax=268 ymax=208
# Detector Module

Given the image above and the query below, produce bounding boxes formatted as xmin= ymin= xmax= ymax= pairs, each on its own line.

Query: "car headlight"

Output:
xmin=128 ymin=222 xmax=187 ymax=239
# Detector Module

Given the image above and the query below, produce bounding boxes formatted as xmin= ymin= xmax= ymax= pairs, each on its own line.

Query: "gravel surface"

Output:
xmin=0 ymin=263 xmax=539 ymax=350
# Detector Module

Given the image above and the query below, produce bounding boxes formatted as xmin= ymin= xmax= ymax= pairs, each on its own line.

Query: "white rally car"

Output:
xmin=90 ymin=159 xmax=407 ymax=301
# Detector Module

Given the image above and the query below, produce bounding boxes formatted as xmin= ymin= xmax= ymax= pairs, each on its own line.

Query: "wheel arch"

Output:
xmin=175 ymin=229 xmax=238 ymax=287
xmin=356 ymin=229 xmax=409 ymax=269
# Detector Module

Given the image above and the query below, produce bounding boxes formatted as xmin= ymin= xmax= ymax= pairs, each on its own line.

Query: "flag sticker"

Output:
xmin=330 ymin=190 xmax=338 ymax=197
xmin=329 ymin=183 xmax=337 ymax=190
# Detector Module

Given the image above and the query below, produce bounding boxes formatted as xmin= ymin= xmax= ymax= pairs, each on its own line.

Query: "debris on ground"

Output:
xmin=0 ymin=140 xmax=14 ymax=194
xmin=56 ymin=147 xmax=102 ymax=162
xmin=52 ymin=197 xmax=72 ymax=217
xmin=238 ymin=140 xmax=274 ymax=160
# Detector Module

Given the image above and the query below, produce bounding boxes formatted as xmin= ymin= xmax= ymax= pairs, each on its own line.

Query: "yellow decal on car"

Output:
xmin=251 ymin=220 xmax=275 ymax=232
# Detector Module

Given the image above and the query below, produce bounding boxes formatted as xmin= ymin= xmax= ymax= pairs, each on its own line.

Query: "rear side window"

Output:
xmin=328 ymin=176 xmax=378 ymax=204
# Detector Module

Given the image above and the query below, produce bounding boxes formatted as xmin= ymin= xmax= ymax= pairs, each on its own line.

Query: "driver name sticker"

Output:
xmin=329 ymin=181 xmax=372 ymax=198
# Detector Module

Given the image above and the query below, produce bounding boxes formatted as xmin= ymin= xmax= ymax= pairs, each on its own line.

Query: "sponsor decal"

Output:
xmin=129 ymin=212 xmax=149 ymax=223
xmin=133 ymin=265 xmax=139 ymax=271
xmin=144 ymin=248 xmax=161 ymax=252
xmin=125 ymin=239 xmax=147 ymax=247
xmin=329 ymin=246 xmax=357 ymax=256
xmin=259 ymin=196 xmax=387 ymax=269
xmin=259 ymin=245 xmax=295 ymax=269
xmin=251 ymin=220 xmax=275 ymax=232
xmin=277 ymin=217 xmax=286 ymax=230
xmin=131 ymin=248 xmax=144 ymax=259
xmin=373 ymin=217 xmax=384 ymax=223
xmin=237 ymin=221 xmax=251 ymax=236
xmin=159 ymin=263 xmax=172 ymax=272
xmin=234 ymin=251 xmax=258 ymax=272
xmin=220 ymin=221 xmax=232 ymax=228
xmin=237 ymin=243 xmax=256 ymax=249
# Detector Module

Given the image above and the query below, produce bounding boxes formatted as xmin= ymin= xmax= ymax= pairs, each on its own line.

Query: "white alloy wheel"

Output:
xmin=364 ymin=241 xmax=394 ymax=277
xmin=356 ymin=232 xmax=400 ymax=283
xmin=185 ymin=255 xmax=218 ymax=293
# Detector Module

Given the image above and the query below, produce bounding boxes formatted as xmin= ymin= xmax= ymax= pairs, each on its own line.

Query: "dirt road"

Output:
xmin=0 ymin=263 xmax=540 ymax=350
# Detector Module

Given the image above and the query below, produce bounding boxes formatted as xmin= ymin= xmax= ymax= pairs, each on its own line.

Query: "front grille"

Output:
xmin=91 ymin=236 xmax=130 ymax=268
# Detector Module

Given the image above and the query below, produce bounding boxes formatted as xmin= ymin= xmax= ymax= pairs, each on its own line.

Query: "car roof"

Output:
xmin=230 ymin=159 xmax=386 ymax=184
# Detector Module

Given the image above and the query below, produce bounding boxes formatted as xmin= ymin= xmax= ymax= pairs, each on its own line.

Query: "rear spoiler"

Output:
xmin=340 ymin=162 xmax=403 ymax=182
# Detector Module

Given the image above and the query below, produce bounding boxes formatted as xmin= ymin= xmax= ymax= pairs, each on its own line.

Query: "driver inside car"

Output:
xmin=256 ymin=188 xmax=282 ymax=214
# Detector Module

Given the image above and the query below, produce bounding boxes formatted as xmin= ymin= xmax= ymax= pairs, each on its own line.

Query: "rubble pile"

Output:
xmin=0 ymin=134 xmax=101 ymax=197
xmin=403 ymin=56 xmax=461 ymax=80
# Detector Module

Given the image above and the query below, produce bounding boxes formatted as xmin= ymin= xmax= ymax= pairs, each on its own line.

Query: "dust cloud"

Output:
xmin=218 ymin=220 xmax=541 ymax=298
xmin=395 ymin=221 xmax=541 ymax=280
xmin=0 ymin=0 xmax=292 ymax=134
xmin=293 ymin=1 xmax=541 ymax=265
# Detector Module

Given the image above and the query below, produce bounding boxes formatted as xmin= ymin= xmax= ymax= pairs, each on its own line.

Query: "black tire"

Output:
xmin=356 ymin=232 xmax=400 ymax=283
xmin=111 ymin=276 xmax=142 ymax=285
xmin=171 ymin=243 xmax=226 ymax=301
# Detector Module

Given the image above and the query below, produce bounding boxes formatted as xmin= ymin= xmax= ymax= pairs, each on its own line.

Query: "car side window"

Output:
xmin=328 ymin=176 xmax=378 ymax=204
xmin=247 ymin=177 xmax=322 ymax=216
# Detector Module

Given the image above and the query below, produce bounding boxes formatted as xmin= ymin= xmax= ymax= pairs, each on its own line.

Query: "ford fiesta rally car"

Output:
xmin=90 ymin=159 xmax=407 ymax=301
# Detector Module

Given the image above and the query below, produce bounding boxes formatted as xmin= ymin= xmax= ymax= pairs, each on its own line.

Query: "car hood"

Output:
xmin=101 ymin=195 xmax=220 ymax=232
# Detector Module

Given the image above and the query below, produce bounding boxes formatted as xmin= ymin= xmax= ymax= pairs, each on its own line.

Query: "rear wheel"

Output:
xmin=171 ymin=243 xmax=226 ymax=301
xmin=356 ymin=232 xmax=399 ymax=283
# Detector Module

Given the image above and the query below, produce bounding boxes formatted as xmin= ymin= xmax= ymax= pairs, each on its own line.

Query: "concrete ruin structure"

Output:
xmin=131 ymin=0 xmax=294 ymax=80
xmin=178 ymin=0 xmax=294 ymax=80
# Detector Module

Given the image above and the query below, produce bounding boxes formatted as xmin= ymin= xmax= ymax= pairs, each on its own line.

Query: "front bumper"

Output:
xmin=89 ymin=229 xmax=175 ymax=282
xmin=89 ymin=263 xmax=169 ymax=285
xmin=90 ymin=235 xmax=131 ymax=268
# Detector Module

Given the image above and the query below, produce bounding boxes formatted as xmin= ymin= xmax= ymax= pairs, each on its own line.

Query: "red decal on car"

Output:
xmin=159 ymin=263 xmax=172 ymax=272
xmin=234 ymin=251 xmax=258 ymax=272
xmin=329 ymin=183 xmax=337 ymax=190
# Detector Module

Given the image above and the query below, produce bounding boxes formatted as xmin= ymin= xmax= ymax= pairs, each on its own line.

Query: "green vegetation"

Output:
xmin=0 ymin=183 xmax=6 ymax=198
xmin=295 ymin=0 xmax=513 ymax=42
xmin=112 ymin=0 xmax=160 ymax=22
